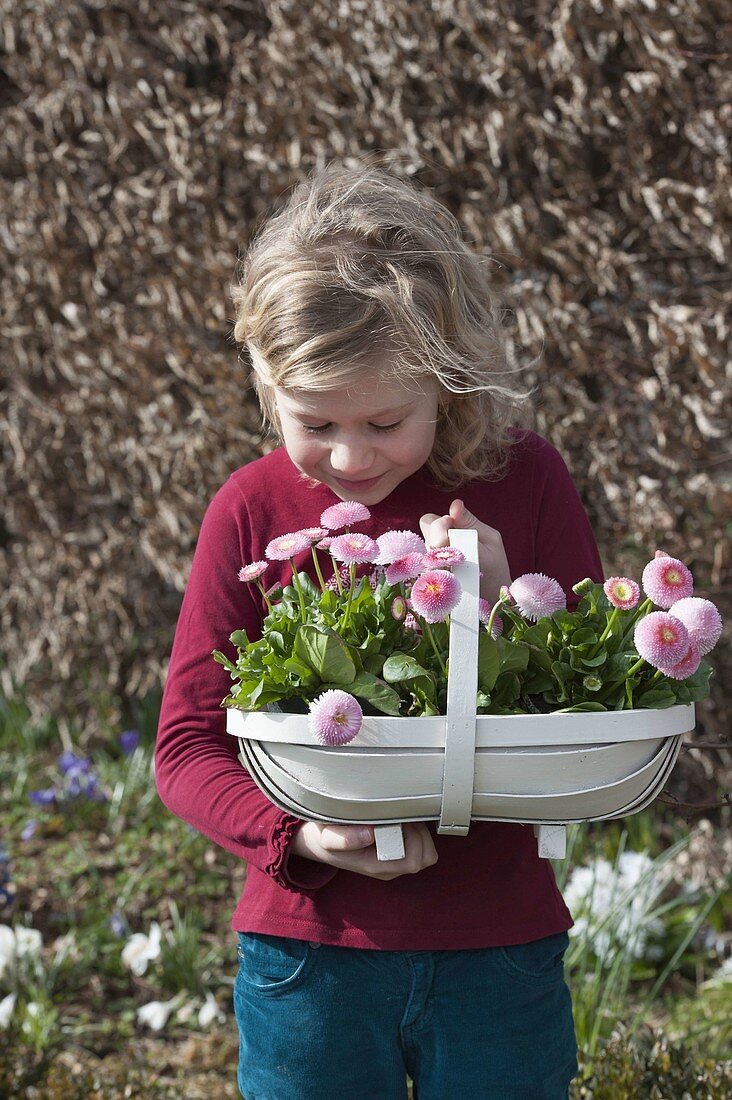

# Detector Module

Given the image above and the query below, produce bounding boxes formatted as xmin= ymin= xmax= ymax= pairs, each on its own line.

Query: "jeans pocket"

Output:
xmin=496 ymin=931 xmax=570 ymax=985
xmin=236 ymin=932 xmax=316 ymax=996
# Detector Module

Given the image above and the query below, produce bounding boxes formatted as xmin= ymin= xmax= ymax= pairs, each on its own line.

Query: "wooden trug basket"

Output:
xmin=227 ymin=530 xmax=694 ymax=861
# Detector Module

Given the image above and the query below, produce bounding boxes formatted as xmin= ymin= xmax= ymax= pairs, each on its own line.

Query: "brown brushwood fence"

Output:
xmin=1 ymin=2 xmax=729 ymax=802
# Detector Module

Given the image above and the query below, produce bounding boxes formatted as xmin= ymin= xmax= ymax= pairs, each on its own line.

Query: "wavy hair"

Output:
xmin=230 ymin=159 xmax=536 ymax=486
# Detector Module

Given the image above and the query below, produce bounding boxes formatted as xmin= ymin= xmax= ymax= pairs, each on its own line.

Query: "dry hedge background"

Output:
xmin=1 ymin=1 xmax=729 ymax=796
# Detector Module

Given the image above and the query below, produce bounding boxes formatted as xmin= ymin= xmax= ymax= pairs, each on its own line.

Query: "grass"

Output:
xmin=0 ymin=686 xmax=730 ymax=1097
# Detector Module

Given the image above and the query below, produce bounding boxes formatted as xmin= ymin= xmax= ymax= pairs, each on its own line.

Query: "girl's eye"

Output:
xmin=303 ymin=420 xmax=404 ymax=435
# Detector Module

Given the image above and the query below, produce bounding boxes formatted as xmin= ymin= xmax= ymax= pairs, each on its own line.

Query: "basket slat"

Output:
xmin=227 ymin=704 xmax=695 ymax=748
xmin=439 ymin=529 xmax=480 ymax=835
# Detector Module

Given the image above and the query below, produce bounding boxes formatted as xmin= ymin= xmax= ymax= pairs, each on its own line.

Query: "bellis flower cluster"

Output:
xmin=214 ymin=509 xmax=721 ymax=743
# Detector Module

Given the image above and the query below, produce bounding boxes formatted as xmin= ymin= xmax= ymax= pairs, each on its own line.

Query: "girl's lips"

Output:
xmin=332 ymin=474 xmax=384 ymax=491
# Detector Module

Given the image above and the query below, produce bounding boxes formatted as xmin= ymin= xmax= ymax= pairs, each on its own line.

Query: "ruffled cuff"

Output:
xmin=266 ymin=813 xmax=338 ymax=894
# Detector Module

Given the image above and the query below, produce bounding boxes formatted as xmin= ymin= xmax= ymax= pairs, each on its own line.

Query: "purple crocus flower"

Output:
xmin=29 ymin=788 xmax=57 ymax=806
xmin=109 ymin=911 xmax=127 ymax=937
xmin=119 ymin=729 xmax=141 ymax=755
xmin=21 ymin=821 xmax=37 ymax=841
xmin=58 ymin=752 xmax=92 ymax=777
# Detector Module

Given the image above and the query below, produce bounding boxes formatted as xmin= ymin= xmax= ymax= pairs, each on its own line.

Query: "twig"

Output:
xmin=681 ymin=741 xmax=732 ymax=751
xmin=658 ymin=793 xmax=731 ymax=812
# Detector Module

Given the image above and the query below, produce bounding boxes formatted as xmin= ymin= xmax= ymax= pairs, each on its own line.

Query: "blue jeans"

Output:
xmin=233 ymin=930 xmax=577 ymax=1099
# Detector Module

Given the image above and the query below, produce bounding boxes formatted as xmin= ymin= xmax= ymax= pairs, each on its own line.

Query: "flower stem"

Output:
xmin=619 ymin=597 xmax=653 ymax=648
xmin=311 ymin=547 xmax=326 ymax=592
xmin=626 ymin=656 xmax=646 ymax=678
xmin=342 ymin=564 xmax=356 ymax=631
xmin=331 ymin=556 xmax=344 ymax=595
xmin=256 ymin=580 xmax=274 ymax=615
xmin=485 ymin=598 xmax=503 ymax=639
xmin=289 ymin=558 xmax=307 ymax=622
xmin=591 ymin=606 xmax=620 ymax=654
xmin=423 ymin=620 xmax=447 ymax=677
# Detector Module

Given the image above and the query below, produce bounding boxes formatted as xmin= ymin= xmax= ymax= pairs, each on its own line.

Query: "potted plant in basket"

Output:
xmin=213 ymin=501 xmax=722 ymax=860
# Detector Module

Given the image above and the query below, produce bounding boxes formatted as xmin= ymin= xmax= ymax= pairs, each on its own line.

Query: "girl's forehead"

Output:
xmin=276 ymin=376 xmax=437 ymax=415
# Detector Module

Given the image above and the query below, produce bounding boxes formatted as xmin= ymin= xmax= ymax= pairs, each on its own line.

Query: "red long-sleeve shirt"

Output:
xmin=155 ymin=429 xmax=604 ymax=949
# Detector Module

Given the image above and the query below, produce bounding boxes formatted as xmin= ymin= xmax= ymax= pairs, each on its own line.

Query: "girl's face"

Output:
xmin=274 ymin=374 xmax=440 ymax=505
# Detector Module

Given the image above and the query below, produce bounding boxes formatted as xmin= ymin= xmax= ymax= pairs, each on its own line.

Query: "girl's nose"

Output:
xmin=329 ymin=438 xmax=375 ymax=475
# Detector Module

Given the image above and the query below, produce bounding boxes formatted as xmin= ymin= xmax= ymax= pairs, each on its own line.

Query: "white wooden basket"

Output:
xmin=227 ymin=529 xmax=694 ymax=861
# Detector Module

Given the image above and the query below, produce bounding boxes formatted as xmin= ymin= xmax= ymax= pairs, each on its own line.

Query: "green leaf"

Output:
xmin=295 ymin=571 xmax=321 ymax=601
xmin=348 ymin=673 xmax=403 ymax=716
xmin=522 ymin=671 xmax=555 ymax=695
xmin=382 ymin=653 xmax=431 ymax=683
xmin=496 ymin=638 xmax=530 ymax=674
xmin=229 ymin=629 xmax=249 ymax=648
xmin=293 ymin=624 xmax=356 ymax=685
xmin=553 ymin=702 xmax=608 ymax=712
xmin=212 ymin=649 xmax=238 ymax=673
xmin=635 ymin=689 xmax=677 ymax=709
xmin=283 ymin=656 xmax=318 ymax=688
xmin=477 ymin=632 xmax=500 ymax=692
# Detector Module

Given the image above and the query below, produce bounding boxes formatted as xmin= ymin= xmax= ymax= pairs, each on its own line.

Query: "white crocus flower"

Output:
xmin=0 ymin=926 xmax=16 ymax=981
xmin=121 ymin=921 xmax=162 ymax=976
xmin=564 ymin=851 xmax=664 ymax=963
xmin=175 ymin=999 xmax=197 ymax=1024
xmin=198 ymin=992 xmax=225 ymax=1028
xmin=14 ymin=927 xmax=43 ymax=960
xmin=0 ymin=993 xmax=16 ymax=1029
xmin=136 ymin=995 xmax=181 ymax=1031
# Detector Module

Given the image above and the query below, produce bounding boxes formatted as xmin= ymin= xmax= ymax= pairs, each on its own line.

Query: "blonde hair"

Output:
xmin=230 ymin=159 xmax=535 ymax=486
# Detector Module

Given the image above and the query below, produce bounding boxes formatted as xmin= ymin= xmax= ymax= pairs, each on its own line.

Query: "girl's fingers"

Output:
xmin=419 ymin=512 xmax=452 ymax=549
xmin=319 ymin=824 xmax=374 ymax=851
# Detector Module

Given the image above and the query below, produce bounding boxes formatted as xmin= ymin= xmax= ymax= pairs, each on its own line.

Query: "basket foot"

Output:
xmin=534 ymin=824 xmax=566 ymax=860
xmin=374 ymin=824 xmax=405 ymax=861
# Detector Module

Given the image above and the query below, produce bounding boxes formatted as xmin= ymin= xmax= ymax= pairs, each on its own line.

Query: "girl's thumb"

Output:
xmin=449 ymin=499 xmax=477 ymax=527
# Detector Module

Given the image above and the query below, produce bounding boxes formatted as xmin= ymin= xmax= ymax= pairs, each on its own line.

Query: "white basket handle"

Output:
xmin=437 ymin=528 xmax=480 ymax=835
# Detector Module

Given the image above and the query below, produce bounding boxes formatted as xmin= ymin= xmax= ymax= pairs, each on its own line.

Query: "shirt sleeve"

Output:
xmin=530 ymin=437 xmax=605 ymax=608
xmin=154 ymin=475 xmax=337 ymax=894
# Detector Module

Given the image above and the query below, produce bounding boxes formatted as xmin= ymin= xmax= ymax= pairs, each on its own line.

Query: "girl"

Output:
xmin=155 ymin=160 xmax=604 ymax=1099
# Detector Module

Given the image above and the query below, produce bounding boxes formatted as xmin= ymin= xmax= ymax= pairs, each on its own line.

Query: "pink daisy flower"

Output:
xmin=509 ymin=573 xmax=566 ymax=621
xmin=667 ymin=597 xmax=723 ymax=656
xmin=410 ymin=569 xmax=462 ymax=624
xmin=499 ymin=584 xmax=516 ymax=605
xmin=237 ymin=561 xmax=268 ymax=583
xmin=422 ymin=546 xmax=466 ymax=569
xmin=634 ymin=612 xmax=689 ymax=670
xmin=404 ymin=612 xmax=420 ymax=632
xmin=320 ymin=501 xmax=371 ymax=530
xmin=329 ymin=532 xmax=379 ymax=565
xmin=385 ymin=553 xmax=425 ymax=585
xmin=265 ymin=532 xmax=312 ymax=561
xmin=390 ymin=595 xmax=408 ymax=621
xmin=641 ymin=552 xmax=693 ymax=609
xmin=308 ymin=690 xmax=363 ymax=746
xmin=374 ymin=529 xmax=426 ymax=565
xmin=296 ymin=526 xmax=330 ymax=542
xmin=316 ymin=537 xmax=333 ymax=550
xmin=659 ymin=640 xmax=701 ymax=681
xmin=603 ymin=577 xmax=640 ymax=610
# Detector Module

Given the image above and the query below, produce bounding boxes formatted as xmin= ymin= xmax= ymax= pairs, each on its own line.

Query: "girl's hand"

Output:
xmin=291 ymin=821 xmax=438 ymax=880
xmin=419 ymin=499 xmax=511 ymax=605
